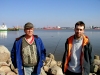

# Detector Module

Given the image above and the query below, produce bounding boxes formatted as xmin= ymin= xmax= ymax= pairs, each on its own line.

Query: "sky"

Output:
xmin=0 ymin=0 xmax=100 ymax=28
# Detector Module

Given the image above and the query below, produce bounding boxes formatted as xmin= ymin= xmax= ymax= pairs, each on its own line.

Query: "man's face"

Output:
xmin=24 ymin=28 xmax=34 ymax=37
xmin=74 ymin=26 xmax=84 ymax=38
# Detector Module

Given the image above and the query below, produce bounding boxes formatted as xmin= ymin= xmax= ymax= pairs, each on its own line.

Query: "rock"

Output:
xmin=89 ymin=73 xmax=96 ymax=75
xmin=57 ymin=61 xmax=62 ymax=67
xmin=94 ymin=55 xmax=100 ymax=60
xmin=13 ymin=68 xmax=18 ymax=74
xmin=0 ymin=45 xmax=10 ymax=54
xmin=43 ymin=66 xmax=49 ymax=72
xmin=6 ymin=58 xmax=12 ymax=66
xmin=0 ymin=45 xmax=18 ymax=75
xmin=47 ymin=53 xmax=55 ymax=60
xmin=40 ymin=67 xmax=47 ymax=75
xmin=98 ymin=65 xmax=100 ymax=72
xmin=89 ymin=73 xmax=92 ymax=75
xmin=10 ymin=64 xmax=17 ymax=72
xmin=93 ymin=59 xmax=100 ymax=65
xmin=0 ymin=45 xmax=10 ymax=62
xmin=43 ymin=53 xmax=64 ymax=75
xmin=0 ymin=66 xmax=11 ymax=74
xmin=94 ymin=65 xmax=98 ymax=73
xmin=0 ymin=62 xmax=10 ymax=67
xmin=44 ymin=57 xmax=51 ymax=66
xmin=0 ymin=53 xmax=10 ymax=62
xmin=0 ymin=71 xmax=5 ymax=75
xmin=44 ymin=57 xmax=57 ymax=68
xmin=1 ymin=46 xmax=100 ymax=75
xmin=48 ymin=65 xmax=64 ymax=75
xmin=6 ymin=71 xmax=17 ymax=75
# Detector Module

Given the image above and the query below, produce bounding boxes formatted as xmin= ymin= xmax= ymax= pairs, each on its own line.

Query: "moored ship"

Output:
xmin=0 ymin=23 xmax=20 ymax=31
xmin=0 ymin=23 xmax=7 ymax=31
xmin=43 ymin=26 xmax=61 ymax=30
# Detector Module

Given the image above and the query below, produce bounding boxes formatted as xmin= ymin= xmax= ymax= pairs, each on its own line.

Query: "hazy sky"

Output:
xmin=0 ymin=0 xmax=100 ymax=28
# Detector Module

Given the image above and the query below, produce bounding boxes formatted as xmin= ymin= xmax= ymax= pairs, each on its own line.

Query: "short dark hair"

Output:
xmin=75 ymin=21 xmax=85 ymax=29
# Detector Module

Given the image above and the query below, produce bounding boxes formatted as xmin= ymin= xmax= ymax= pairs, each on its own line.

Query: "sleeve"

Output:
xmin=88 ymin=42 xmax=94 ymax=73
xmin=62 ymin=39 xmax=68 ymax=73
xmin=11 ymin=41 xmax=17 ymax=68
xmin=39 ymin=37 xmax=46 ymax=62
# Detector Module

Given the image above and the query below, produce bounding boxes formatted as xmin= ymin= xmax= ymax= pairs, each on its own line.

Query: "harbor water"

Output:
xmin=0 ymin=29 xmax=100 ymax=61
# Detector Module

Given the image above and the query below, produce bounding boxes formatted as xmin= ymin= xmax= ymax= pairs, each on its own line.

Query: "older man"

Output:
xmin=11 ymin=22 xmax=46 ymax=75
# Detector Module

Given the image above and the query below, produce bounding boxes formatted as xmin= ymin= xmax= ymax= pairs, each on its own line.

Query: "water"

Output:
xmin=0 ymin=29 xmax=100 ymax=61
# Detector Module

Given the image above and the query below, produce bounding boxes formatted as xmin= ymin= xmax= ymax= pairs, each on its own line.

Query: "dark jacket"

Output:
xmin=62 ymin=35 xmax=94 ymax=75
xmin=11 ymin=35 xmax=46 ymax=75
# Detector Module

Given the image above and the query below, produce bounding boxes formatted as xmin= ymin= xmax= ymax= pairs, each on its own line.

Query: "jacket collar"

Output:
xmin=16 ymin=34 xmax=38 ymax=41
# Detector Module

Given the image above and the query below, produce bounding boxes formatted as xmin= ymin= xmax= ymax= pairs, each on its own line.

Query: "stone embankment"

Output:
xmin=0 ymin=45 xmax=100 ymax=75
xmin=0 ymin=45 xmax=18 ymax=75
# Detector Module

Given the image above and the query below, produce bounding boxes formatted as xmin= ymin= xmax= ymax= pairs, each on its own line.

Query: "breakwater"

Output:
xmin=0 ymin=45 xmax=100 ymax=75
